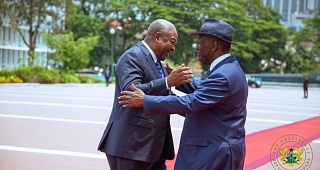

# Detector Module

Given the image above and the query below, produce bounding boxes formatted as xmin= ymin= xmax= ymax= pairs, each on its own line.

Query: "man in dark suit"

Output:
xmin=119 ymin=18 xmax=248 ymax=170
xmin=97 ymin=19 xmax=192 ymax=170
xmin=104 ymin=66 xmax=110 ymax=87
xmin=303 ymin=76 xmax=309 ymax=98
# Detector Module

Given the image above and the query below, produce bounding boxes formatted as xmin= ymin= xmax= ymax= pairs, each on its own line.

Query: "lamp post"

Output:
xmin=192 ymin=43 xmax=197 ymax=57
xmin=46 ymin=28 xmax=49 ymax=70
xmin=109 ymin=28 xmax=115 ymax=80
xmin=46 ymin=17 xmax=52 ymax=70
xmin=192 ymin=43 xmax=197 ymax=71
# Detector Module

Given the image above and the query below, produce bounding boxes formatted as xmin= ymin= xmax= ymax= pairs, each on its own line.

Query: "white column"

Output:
xmin=279 ymin=0 xmax=283 ymax=22
xmin=271 ymin=0 xmax=275 ymax=7
xmin=263 ymin=0 xmax=267 ymax=5
xmin=0 ymin=50 xmax=2 ymax=70
xmin=8 ymin=50 xmax=13 ymax=69
xmin=288 ymin=0 xmax=292 ymax=22
xmin=4 ymin=49 xmax=8 ymax=68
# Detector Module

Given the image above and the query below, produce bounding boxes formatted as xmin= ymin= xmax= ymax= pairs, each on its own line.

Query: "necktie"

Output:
xmin=155 ymin=61 xmax=164 ymax=78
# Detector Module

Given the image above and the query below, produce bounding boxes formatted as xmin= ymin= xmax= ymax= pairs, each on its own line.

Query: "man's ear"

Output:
xmin=212 ymin=40 xmax=219 ymax=52
xmin=154 ymin=32 xmax=161 ymax=43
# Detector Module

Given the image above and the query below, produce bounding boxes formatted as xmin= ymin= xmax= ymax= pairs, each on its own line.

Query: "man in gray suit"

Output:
xmin=97 ymin=19 xmax=192 ymax=170
xmin=119 ymin=18 xmax=248 ymax=170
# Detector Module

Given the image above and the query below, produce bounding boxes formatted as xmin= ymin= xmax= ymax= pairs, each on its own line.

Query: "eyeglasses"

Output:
xmin=159 ymin=32 xmax=177 ymax=47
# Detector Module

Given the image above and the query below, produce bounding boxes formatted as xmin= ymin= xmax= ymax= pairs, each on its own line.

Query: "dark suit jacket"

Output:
xmin=143 ymin=56 xmax=248 ymax=170
xmin=97 ymin=41 xmax=175 ymax=162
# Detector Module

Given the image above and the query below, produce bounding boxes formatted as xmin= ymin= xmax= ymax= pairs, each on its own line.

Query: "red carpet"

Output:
xmin=166 ymin=116 xmax=320 ymax=170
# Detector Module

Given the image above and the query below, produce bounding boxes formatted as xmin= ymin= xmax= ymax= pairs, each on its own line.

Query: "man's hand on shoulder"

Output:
xmin=119 ymin=84 xmax=145 ymax=108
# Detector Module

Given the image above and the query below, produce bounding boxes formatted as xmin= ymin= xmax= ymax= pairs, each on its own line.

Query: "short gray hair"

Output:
xmin=147 ymin=19 xmax=176 ymax=36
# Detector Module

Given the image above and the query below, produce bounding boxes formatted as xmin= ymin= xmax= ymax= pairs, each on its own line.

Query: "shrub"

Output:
xmin=0 ymin=76 xmax=23 ymax=83
xmin=13 ymin=66 xmax=46 ymax=82
xmin=78 ymin=75 xmax=90 ymax=83
xmin=7 ymin=76 xmax=23 ymax=83
xmin=0 ymin=69 xmax=15 ymax=77
xmin=13 ymin=66 xmax=61 ymax=83
xmin=0 ymin=76 xmax=6 ymax=83
xmin=78 ymin=75 xmax=102 ymax=83
xmin=33 ymin=72 xmax=53 ymax=84
xmin=0 ymin=66 xmax=103 ymax=84
xmin=61 ymin=74 xmax=80 ymax=83
xmin=90 ymin=76 xmax=102 ymax=83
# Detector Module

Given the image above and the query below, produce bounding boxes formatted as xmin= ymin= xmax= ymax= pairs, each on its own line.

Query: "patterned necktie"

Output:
xmin=155 ymin=61 xmax=164 ymax=78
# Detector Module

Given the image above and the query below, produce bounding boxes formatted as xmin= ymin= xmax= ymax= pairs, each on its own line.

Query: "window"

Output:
xmin=0 ymin=27 xmax=4 ymax=45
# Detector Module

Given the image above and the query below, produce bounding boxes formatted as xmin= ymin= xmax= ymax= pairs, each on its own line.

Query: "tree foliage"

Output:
xmin=3 ymin=0 xmax=319 ymax=74
xmin=3 ymin=0 xmax=64 ymax=66
xmin=0 ymin=0 xmax=7 ymax=25
xmin=235 ymin=0 xmax=289 ymax=73
xmin=64 ymin=2 xmax=108 ymax=68
xmin=290 ymin=8 xmax=320 ymax=74
xmin=62 ymin=0 xmax=293 ymax=74
xmin=46 ymin=32 xmax=98 ymax=73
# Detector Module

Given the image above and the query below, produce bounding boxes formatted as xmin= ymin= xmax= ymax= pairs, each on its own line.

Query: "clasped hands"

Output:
xmin=165 ymin=63 xmax=193 ymax=88
xmin=118 ymin=64 xmax=193 ymax=108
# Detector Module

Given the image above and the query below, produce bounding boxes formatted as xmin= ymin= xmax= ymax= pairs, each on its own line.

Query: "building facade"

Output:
xmin=0 ymin=21 xmax=49 ymax=70
xmin=0 ymin=2 xmax=64 ymax=71
xmin=263 ymin=0 xmax=320 ymax=31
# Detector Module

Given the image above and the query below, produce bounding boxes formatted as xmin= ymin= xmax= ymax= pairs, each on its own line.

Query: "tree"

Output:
xmin=62 ymin=0 xmax=292 ymax=74
xmin=146 ymin=0 xmax=204 ymax=65
xmin=46 ymin=32 xmax=98 ymax=73
xmin=290 ymin=8 xmax=320 ymax=74
xmin=0 ymin=0 xmax=7 ymax=25
xmin=64 ymin=2 xmax=108 ymax=68
xmin=64 ymin=0 xmax=148 ymax=68
xmin=3 ymin=0 xmax=64 ymax=66
xmin=143 ymin=0 xmax=289 ymax=74
xmin=236 ymin=0 xmax=289 ymax=73
xmin=101 ymin=0 xmax=150 ymax=63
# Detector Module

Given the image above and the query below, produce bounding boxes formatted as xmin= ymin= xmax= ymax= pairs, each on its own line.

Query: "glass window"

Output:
xmin=0 ymin=49 xmax=3 ymax=69
xmin=8 ymin=28 xmax=11 ymax=45
xmin=0 ymin=27 xmax=4 ymax=45
xmin=2 ymin=27 xmax=7 ymax=45
xmin=3 ymin=49 xmax=8 ymax=68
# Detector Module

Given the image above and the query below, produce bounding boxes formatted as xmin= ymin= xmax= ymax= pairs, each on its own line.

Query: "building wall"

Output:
xmin=263 ymin=0 xmax=320 ymax=31
xmin=0 ymin=25 xmax=48 ymax=70
xmin=0 ymin=2 xmax=65 ymax=71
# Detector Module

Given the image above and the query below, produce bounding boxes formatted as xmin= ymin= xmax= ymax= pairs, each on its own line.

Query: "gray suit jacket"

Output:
xmin=98 ymin=41 xmax=175 ymax=162
xmin=143 ymin=56 xmax=248 ymax=170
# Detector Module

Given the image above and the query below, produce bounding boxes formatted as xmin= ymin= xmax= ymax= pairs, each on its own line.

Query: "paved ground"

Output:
xmin=0 ymin=83 xmax=319 ymax=170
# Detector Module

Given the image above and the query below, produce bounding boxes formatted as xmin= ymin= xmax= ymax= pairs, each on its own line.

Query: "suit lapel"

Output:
xmin=137 ymin=41 xmax=163 ymax=78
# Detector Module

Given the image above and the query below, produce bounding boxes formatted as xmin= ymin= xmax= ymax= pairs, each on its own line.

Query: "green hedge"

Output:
xmin=0 ymin=66 xmax=102 ymax=84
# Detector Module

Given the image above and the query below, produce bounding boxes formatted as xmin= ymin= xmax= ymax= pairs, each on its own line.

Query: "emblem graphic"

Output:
xmin=270 ymin=134 xmax=313 ymax=170
xmin=279 ymin=147 xmax=303 ymax=165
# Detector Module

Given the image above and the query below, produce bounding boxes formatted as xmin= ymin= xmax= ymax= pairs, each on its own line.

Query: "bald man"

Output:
xmin=97 ymin=19 xmax=192 ymax=170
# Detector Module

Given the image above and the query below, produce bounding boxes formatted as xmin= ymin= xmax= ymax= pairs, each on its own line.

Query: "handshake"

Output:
xmin=164 ymin=63 xmax=193 ymax=88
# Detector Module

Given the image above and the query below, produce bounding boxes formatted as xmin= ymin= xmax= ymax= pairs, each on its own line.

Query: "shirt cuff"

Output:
xmin=165 ymin=77 xmax=169 ymax=90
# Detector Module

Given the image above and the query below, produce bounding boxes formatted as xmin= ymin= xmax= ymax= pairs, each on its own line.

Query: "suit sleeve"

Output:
xmin=143 ymin=72 xmax=230 ymax=114
xmin=116 ymin=50 xmax=168 ymax=96
xmin=176 ymin=78 xmax=201 ymax=94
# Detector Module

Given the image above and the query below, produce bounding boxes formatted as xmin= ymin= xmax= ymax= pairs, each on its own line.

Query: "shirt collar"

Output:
xmin=209 ymin=53 xmax=231 ymax=71
xmin=142 ymin=40 xmax=157 ymax=63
